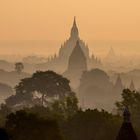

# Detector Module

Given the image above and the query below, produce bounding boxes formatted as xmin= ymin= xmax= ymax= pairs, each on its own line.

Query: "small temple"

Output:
xmin=116 ymin=107 xmax=138 ymax=140
xmin=114 ymin=74 xmax=124 ymax=95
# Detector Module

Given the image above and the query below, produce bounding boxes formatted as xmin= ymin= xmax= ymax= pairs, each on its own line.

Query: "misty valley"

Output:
xmin=0 ymin=18 xmax=139 ymax=140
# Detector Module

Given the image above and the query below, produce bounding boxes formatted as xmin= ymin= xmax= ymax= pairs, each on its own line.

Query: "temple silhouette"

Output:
xmin=58 ymin=17 xmax=89 ymax=67
xmin=43 ymin=17 xmax=101 ymax=73
xmin=63 ymin=40 xmax=87 ymax=88
xmin=129 ymin=80 xmax=135 ymax=91
xmin=116 ymin=107 xmax=138 ymax=140
xmin=113 ymin=74 xmax=124 ymax=94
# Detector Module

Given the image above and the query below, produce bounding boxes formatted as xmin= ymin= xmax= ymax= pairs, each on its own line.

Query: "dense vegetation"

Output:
xmin=0 ymin=71 xmax=139 ymax=140
xmin=0 ymin=106 xmax=121 ymax=140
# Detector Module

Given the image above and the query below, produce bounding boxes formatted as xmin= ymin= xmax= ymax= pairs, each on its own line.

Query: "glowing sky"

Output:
xmin=0 ymin=0 xmax=140 ymax=41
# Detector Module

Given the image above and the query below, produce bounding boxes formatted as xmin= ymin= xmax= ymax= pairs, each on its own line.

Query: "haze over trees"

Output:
xmin=0 ymin=69 xmax=30 ymax=88
xmin=1 ymin=89 xmax=140 ymax=140
xmin=78 ymin=69 xmax=115 ymax=110
xmin=6 ymin=71 xmax=77 ymax=109
xmin=5 ymin=110 xmax=63 ymax=140
xmin=0 ymin=70 xmax=139 ymax=140
xmin=0 ymin=83 xmax=13 ymax=103
xmin=116 ymin=89 xmax=140 ymax=137
xmin=0 ymin=9 xmax=140 ymax=140
xmin=0 ymin=18 xmax=139 ymax=140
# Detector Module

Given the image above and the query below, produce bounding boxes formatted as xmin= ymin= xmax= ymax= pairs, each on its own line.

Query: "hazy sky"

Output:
xmin=0 ymin=0 xmax=140 ymax=41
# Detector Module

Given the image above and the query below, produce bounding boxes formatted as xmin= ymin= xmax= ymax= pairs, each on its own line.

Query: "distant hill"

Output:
xmin=0 ymin=69 xmax=30 ymax=87
xmin=0 ymin=82 xmax=13 ymax=103
xmin=0 ymin=59 xmax=37 ymax=73
xmin=23 ymin=55 xmax=47 ymax=64
xmin=0 ymin=60 xmax=13 ymax=71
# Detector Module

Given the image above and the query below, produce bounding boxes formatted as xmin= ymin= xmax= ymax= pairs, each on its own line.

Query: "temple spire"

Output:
xmin=116 ymin=106 xmax=138 ymax=140
xmin=114 ymin=74 xmax=124 ymax=90
xmin=73 ymin=16 xmax=77 ymax=27
xmin=70 ymin=17 xmax=79 ymax=39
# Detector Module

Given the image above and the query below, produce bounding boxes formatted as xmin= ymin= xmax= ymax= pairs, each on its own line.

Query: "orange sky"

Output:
xmin=0 ymin=0 xmax=140 ymax=41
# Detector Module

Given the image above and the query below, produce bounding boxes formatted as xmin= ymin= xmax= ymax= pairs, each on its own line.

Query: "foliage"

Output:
xmin=51 ymin=94 xmax=79 ymax=119
xmin=0 ymin=101 xmax=122 ymax=140
xmin=0 ymin=71 xmax=136 ymax=140
xmin=61 ymin=109 xmax=121 ymax=140
xmin=0 ymin=106 xmax=121 ymax=140
xmin=116 ymin=89 xmax=140 ymax=110
xmin=5 ymin=110 xmax=63 ymax=140
xmin=24 ymin=93 xmax=79 ymax=121
xmin=0 ymin=104 xmax=11 ymax=127
xmin=116 ymin=89 xmax=140 ymax=138
xmin=6 ymin=70 xmax=74 ymax=107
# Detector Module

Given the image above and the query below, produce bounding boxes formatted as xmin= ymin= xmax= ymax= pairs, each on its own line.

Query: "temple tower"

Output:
xmin=63 ymin=40 xmax=87 ymax=88
xmin=70 ymin=17 xmax=79 ymax=40
xmin=116 ymin=107 xmax=138 ymax=140
xmin=114 ymin=74 xmax=124 ymax=92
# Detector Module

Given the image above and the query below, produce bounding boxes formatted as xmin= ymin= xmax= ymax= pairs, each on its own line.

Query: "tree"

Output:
xmin=5 ymin=110 xmax=63 ymax=140
xmin=116 ymin=89 xmax=140 ymax=138
xmin=23 ymin=94 xmax=79 ymax=121
xmin=6 ymin=71 xmax=74 ymax=108
xmin=0 ymin=104 xmax=11 ymax=127
xmin=15 ymin=62 xmax=24 ymax=74
xmin=61 ymin=109 xmax=121 ymax=140
xmin=116 ymin=89 xmax=140 ymax=112
xmin=51 ymin=93 xmax=79 ymax=119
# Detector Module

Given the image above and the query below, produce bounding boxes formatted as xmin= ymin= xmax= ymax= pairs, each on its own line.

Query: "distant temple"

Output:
xmin=116 ymin=107 xmax=138 ymax=140
xmin=42 ymin=17 xmax=101 ymax=73
xmin=63 ymin=40 xmax=87 ymax=88
xmin=58 ymin=17 xmax=90 ymax=66
xmin=105 ymin=47 xmax=119 ymax=65
xmin=114 ymin=74 xmax=124 ymax=93
xmin=106 ymin=47 xmax=116 ymax=60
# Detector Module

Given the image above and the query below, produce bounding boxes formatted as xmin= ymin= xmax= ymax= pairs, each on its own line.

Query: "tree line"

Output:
xmin=0 ymin=70 xmax=140 ymax=140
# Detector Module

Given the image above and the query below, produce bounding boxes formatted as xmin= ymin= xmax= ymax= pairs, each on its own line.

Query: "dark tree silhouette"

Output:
xmin=24 ymin=95 xmax=79 ymax=121
xmin=51 ymin=94 xmax=79 ymax=119
xmin=116 ymin=89 xmax=140 ymax=110
xmin=0 ymin=104 xmax=11 ymax=126
xmin=6 ymin=71 xmax=74 ymax=107
xmin=116 ymin=89 xmax=140 ymax=139
xmin=61 ymin=109 xmax=120 ymax=140
xmin=5 ymin=110 xmax=63 ymax=140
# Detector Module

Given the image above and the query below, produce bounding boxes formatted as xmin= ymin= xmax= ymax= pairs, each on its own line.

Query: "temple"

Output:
xmin=43 ymin=17 xmax=101 ymax=73
xmin=58 ymin=17 xmax=91 ymax=69
xmin=63 ymin=40 xmax=87 ymax=88
xmin=113 ymin=74 xmax=124 ymax=94
xmin=116 ymin=107 xmax=138 ymax=140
